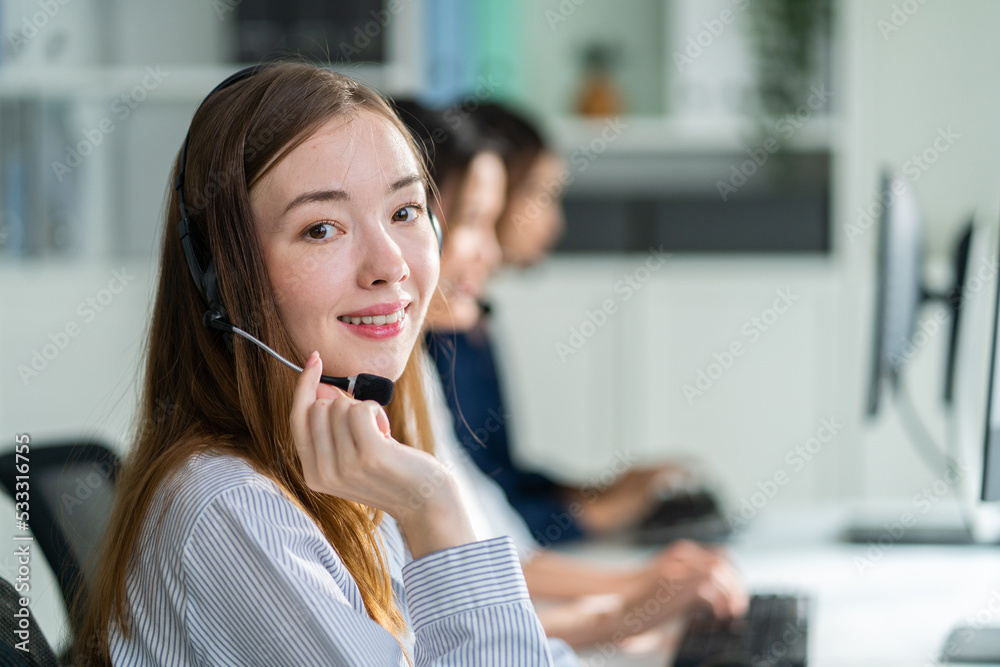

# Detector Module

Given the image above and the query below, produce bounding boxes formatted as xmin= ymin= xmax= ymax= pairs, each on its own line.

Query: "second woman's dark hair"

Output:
xmin=471 ymin=102 xmax=546 ymax=190
xmin=391 ymin=99 xmax=500 ymax=188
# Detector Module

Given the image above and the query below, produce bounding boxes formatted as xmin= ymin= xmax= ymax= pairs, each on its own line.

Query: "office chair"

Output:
xmin=0 ymin=576 xmax=59 ymax=667
xmin=0 ymin=441 xmax=121 ymax=652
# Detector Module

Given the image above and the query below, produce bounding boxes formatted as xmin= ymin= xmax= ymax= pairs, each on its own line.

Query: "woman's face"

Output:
xmin=425 ymin=151 xmax=506 ymax=332
xmin=497 ymin=151 xmax=565 ymax=267
xmin=251 ymin=110 xmax=439 ymax=381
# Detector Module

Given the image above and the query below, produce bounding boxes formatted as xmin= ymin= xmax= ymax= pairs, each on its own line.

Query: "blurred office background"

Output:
xmin=1 ymin=0 xmax=999 ymax=651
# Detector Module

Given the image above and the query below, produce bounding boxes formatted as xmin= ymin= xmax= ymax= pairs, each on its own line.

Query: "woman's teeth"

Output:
xmin=337 ymin=308 xmax=405 ymax=326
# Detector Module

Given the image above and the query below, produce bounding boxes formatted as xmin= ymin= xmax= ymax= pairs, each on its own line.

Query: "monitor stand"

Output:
xmin=939 ymin=626 xmax=1000 ymax=664
xmin=838 ymin=502 xmax=991 ymax=546
xmin=841 ymin=524 xmax=975 ymax=545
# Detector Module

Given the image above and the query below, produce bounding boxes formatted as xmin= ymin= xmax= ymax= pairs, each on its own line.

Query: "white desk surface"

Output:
xmin=558 ymin=506 xmax=1000 ymax=667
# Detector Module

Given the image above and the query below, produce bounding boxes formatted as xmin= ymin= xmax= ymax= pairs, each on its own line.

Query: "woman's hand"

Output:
xmin=289 ymin=351 xmax=477 ymax=558
xmin=616 ymin=541 xmax=748 ymax=635
xmin=568 ymin=465 xmax=683 ymax=534
xmin=532 ymin=542 xmax=746 ymax=648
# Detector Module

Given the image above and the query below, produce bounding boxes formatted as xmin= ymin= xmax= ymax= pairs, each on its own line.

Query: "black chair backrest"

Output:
xmin=0 ymin=576 xmax=59 ymax=667
xmin=0 ymin=442 xmax=121 ymax=629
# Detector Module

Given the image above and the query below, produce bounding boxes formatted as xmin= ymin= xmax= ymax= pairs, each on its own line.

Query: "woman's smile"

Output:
xmin=336 ymin=301 xmax=411 ymax=339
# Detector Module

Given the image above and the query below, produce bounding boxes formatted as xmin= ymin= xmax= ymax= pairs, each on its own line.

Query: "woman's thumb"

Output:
xmin=375 ymin=406 xmax=391 ymax=437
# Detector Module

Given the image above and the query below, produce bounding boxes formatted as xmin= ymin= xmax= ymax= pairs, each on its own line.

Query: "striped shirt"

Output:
xmin=110 ymin=451 xmax=577 ymax=666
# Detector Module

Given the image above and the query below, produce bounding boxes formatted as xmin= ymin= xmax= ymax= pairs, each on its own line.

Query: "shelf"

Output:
xmin=546 ymin=115 xmax=835 ymax=155
xmin=0 ymin=63 xmax=390 ymax=102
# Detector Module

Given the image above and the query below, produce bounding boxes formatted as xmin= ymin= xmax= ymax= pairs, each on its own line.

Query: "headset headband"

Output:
xmin=175 ymin=64 xmax=274 ymax=325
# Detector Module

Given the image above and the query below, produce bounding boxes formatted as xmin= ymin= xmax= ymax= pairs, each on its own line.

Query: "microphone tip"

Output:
xmin=352 ymin=374 xmax=394 ymax=406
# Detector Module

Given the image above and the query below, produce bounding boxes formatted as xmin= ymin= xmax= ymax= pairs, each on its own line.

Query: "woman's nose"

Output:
xmin=356 ymin=220 xmax=409 ymax=288
xmin=481 ymin=230 xmax=503 ymax=274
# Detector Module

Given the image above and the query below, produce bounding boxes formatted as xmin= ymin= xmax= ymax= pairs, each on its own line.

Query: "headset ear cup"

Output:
xmin=202 ymin=257 xmax=229 ymax=324
xmin=203 ymin=258 xmax=219 ymax=307
xmin=430 ymin=210 xmax=443 ymax=257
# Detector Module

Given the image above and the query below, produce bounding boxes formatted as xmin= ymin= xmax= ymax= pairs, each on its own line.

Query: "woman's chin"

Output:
xmin=353 ymin=357 xmax=409 ymax=383
xmin=314 ymin=344 xmax=408 ymax=385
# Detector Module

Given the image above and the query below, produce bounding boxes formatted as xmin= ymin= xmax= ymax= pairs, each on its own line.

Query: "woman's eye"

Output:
xmin=391 ymin=205 xmax=421 ymax=223
xmin=305 ymin=222 xmax=336 ymax=240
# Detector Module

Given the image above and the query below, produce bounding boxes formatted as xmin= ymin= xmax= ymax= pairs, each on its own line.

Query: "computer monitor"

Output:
xmin=985 ymin=322 xmax=1000 ymax=501
xmin=951 ymin=208 xmax=1000 ymax=543
xmin=938 ymin=206 xmax=1000 ymax=663
xmin=865 ymin=170 xmax=974 ymax=419
xmin=944 ymin=223 xmax=974 ymax=404
xmin=866 ymin=170 xmax=925 ymax=416
xmin=849 ymin=173 xmax=980 ymax=544
xmin=981 ymin=211 xmax=1000 ymax=503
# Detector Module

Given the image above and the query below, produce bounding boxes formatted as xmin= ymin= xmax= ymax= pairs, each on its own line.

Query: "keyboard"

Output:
xmin=672 ymin=593 xmax=810 ymax=667
xmin=632 ymin=489 xmax=733 ymax=545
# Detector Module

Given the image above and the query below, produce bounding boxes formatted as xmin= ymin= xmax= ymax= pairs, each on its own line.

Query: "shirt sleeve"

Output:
xmin=180 ymin=482 xmax=564 ymax=666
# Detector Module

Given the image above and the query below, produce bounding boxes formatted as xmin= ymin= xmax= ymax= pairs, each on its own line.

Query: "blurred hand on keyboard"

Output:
xmin=622 ymin=540 xmax=749 ymax=632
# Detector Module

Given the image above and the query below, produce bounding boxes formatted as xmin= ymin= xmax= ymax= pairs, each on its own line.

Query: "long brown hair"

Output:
xmin=74 ymin=62 xmax=437 ymax=665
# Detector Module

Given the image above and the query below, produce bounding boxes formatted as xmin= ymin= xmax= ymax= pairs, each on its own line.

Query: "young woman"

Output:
xmin=74 ymin=63 xmax=573 ymax=666
xmin=398 ymin=101 xmax=747 ymax=652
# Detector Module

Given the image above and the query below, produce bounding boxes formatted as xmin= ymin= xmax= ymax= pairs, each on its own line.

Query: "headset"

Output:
xmin=175 ymin=64 xmax=442 ymax=406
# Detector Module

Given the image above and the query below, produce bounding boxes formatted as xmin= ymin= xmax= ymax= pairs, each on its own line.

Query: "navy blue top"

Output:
xmin=426 ymin=323 xmax=584 ymax=545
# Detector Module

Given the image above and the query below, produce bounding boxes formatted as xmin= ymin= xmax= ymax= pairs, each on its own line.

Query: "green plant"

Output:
xmin=746 ymin=0 xmax=832 ymax=116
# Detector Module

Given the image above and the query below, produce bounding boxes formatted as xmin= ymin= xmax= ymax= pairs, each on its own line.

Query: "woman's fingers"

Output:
xmin=691 ymin=548 xmax=747 ymax=618
xmin=308 ymin=395 xmax=338 ymax=487
xmin=646 ymin=544 xmax=749 ymax=620
xmin=347 ymin=401 xmax=388 ymax=444
xmin=290 ymin=351 xmax=323 ymax=475
xmin=686 ymin=554 xmax=747 ymax=619
xmin=327 ymin=394 xmax=356 ymax=473
xmin=656 ymin=540 xmax=711 ymax=567
xmin=374 ymin=404 xmax=391 ymax=437
xmin=346 ymin=401 xmax=394 ymax=475
xmin=708 ymin=559 xmax=749 ymax=618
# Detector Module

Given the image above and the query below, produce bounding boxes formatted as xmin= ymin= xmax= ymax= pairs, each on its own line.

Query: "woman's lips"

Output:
xmin=339 ymin=299 xmax=409 ymax=318
xmin=337 ymin=305 xmax=408 ymax=340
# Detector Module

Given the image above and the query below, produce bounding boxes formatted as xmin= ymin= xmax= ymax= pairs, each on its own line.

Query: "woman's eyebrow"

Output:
xmin=280 ymin=175 xmax=425 ymax=217
xmin=281 ymin=188 xmax=348 ymax=216
xmin=387 ymin=174 xmax=425 ymax=195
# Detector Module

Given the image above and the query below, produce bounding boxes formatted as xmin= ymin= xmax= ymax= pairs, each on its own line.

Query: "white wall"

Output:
xmin=488 ymin=256 xmax=852 ymax=511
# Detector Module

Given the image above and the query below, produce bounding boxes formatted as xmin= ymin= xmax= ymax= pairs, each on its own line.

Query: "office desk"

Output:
xmin=561 ymin=507 xmax=1000 ymax=667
